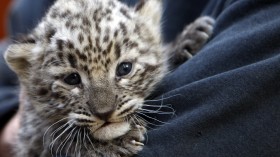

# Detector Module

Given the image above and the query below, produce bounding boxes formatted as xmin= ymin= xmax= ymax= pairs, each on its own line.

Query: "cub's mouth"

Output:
xmin=68 ymin=114 xmax=131 ymax=141
xmin=92 ymin=121 xmax=131 ymax=141
xmin=44 ymin=112 xmax=146 ymax=155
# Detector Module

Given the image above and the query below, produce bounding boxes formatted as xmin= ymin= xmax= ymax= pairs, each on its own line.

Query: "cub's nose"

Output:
xmin=95 ymin=110 xmax=114 ymax=121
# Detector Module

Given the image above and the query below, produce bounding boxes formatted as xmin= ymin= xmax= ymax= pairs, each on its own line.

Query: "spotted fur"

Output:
xmin=4 ymin=0 xmax=214 ymax=156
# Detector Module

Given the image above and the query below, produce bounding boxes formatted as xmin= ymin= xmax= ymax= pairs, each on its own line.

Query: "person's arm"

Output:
xmin=137 ymin=0 xmax=280 ymax=156
xmin=0 ymin=87 xmax=26 ymax=157
xmin=0 ymin=111 xmax=20 ymax=157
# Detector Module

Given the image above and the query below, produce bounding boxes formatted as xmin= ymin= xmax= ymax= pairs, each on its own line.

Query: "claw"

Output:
xmin=131 ymin=140 xmax=144 ymax=146
xmin=183 ymin=50 xmax=193 ymax=59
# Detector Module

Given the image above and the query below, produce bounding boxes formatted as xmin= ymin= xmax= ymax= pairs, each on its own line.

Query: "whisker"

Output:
xmin=58 ymin=126 xmax=77 ymax=157
xmin=83 ymin=128 xmax=90 ymax=152
xmin=131 ymin=115 xmax=145 ymax=127
xmin=50 ymin=121 xmax=72 ymax=140
xmin=50 ymin=121 xmax=74 ymax=156
xmin=74 ymin=129 xmax=79 ymax=156
xmin=65 ymin=128 xmax=79 ymax=157
xmin=78 ymin=128 xmax=82 ymax=156
xmin=43 ymin=117 xmax=68 ymax=147
xmin=142 ymin=104 xmax=175 ymax=110
xmin=137 ymin=112 xmax=170 ymax=125
xmin=134 ymin=114 xmax=157 ymax=129
xmin=129 ymin=115 xmax=138 ymax=127
xmin=135 ymin=114 xmax=167 ymax=128
xmin=86 ymin=133 xmax=95 ymax=149
xmin=144 ymin=94 xmax=182 ymax=103
xmin=49 ymin=122 xmax=70 ymax=152
xmin=138 ymin=108 xmax=175 ymax=115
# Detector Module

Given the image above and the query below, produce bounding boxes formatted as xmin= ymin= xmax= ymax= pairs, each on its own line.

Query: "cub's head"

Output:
xmin=5 ymin=0 xmax=166 ymax=141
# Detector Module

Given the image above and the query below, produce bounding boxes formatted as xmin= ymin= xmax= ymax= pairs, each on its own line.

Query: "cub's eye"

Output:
xmin=64 ymin=73 xmax=81 ymax=85
xmin=116 ymin=62 xmax=133 ymax=77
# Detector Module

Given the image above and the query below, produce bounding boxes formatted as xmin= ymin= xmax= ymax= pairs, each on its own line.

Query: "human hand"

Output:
xmin=0 ymin=111 xmax=20 ymax=157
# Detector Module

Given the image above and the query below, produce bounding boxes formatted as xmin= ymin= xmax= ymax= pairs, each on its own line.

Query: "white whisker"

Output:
xmin=65 ymin=128 xmax=79 ymax=157
xmin=83 ymin=128 xmax=90 ymax=152
xmin=50 ymin=121 xmax=71 ymax=141
xmin=58 ymin=126 xmax=77 ymax=157
xmin=43 ymin=117 xmax=68 ymax=147
xmin=137 ymin=112 xmax=169 ymax=125
xmin=74 ymin=128 xmax=82 ymax=156
xmin=86 ymin=133 xmax=95 ymax=149
xmin=144 ymin=94 xmax=182 ymax=103
xmin=138 ymin=108 xmax=175 ymax=115
xmin=135 ymin=114 xmax=166 ymax=128
xmin=50 ymin=121 xmax=74 ymax=156
xmin=134 ymin=114 xmax=157 ymax=129
xmin=132 ymin=115 xmax=145 ymax=127
xmin=142 ymin=104 xmax=175 ymax=111
xmin=78 ymin=128 xmax=82 ymax=156
xmin=49 ymin=122 xmax=71 ymax=156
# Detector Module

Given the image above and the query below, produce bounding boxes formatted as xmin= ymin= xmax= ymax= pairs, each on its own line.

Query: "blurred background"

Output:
xmin=0 ymin=0 xmax=11 ymax=40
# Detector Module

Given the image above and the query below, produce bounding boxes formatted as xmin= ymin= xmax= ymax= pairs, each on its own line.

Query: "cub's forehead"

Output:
xmin=34 ymin=0 xmax=149 ymax=62
xmin=40 ymin=0 xmax=138 ymax=45
xmin=46 ymin=0 xmax=135 ymax=31
xmin=33 ymin=0 xmax=153 ymax=75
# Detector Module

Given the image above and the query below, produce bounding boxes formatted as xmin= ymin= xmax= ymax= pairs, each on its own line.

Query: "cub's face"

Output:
xmin=5 ymin=0 xmax=166 ymax=140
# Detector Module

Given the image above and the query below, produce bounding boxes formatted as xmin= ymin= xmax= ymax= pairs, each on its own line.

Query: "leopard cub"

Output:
xmin=4 ymin=0 xmax=214 ymax=156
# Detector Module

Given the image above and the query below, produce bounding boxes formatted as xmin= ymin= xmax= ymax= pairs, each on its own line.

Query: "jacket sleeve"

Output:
xmin=137 ymin=0 xmax=280 ymax=156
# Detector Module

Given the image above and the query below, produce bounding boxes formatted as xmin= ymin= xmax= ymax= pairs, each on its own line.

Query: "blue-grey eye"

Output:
xmin=116 ymin=62 xmax=132 ymax=77
xmin=64 ymin=73 xmax=81 ymax=85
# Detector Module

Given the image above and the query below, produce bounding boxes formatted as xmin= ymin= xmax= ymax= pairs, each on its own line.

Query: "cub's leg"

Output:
xmin=166 ymin=16 xmax=215 ymax=67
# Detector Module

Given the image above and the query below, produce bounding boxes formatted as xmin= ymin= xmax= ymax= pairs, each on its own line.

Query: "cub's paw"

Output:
xmin=123 ymin=125 xmax=146 ymax=154
xmin=178 ymin=16 xmax=215 ymax=56
xmin=115 ymin=125 xmax=146 ymax=156
xmin=169 ymin=16 xmax=215 ymax=67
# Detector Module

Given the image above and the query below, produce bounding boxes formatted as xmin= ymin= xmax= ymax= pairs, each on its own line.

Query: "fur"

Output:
xmin=4 ymin=0 xmax=214 ymax=156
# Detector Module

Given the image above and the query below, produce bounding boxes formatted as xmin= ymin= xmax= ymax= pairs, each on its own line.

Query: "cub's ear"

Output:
xmin=135 ymin=0 xmax=162 ymax=27
xmin=4 ymin=44 xmax=36 ymax=79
